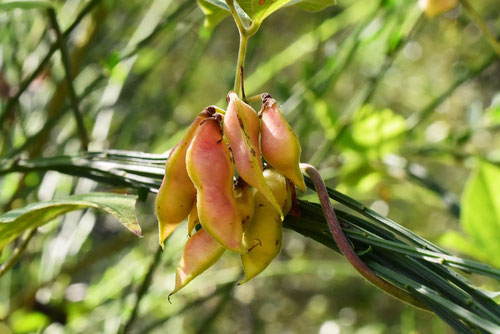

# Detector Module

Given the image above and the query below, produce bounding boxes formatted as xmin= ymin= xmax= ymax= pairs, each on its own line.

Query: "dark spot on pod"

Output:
xmin=250 ymin=148 xmax=256 ymax=156
xmin=237 ymin=116 xmax=245 ymax=129
xmin=258 ymin=204 xmax=264 ymax=207
xmin=275 ymin=240 xmax=279 ymax=246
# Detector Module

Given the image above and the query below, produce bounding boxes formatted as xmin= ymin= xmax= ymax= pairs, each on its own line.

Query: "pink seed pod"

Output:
xmin=155 ymin=107 xmax=214 ymax=248
xmin=260 ymin=94 xmax=306 ymax=192
xmin=224 ymin=92 xmax=283 ymax=218
xmin=186 ymin=115 xmax=245 ymax=253
xmin=170 ymin=228 xmax=225 ymax=296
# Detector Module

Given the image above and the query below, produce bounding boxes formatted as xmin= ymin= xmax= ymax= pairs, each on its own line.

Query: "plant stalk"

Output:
xmin=300 ymin=163 xmax=428 ymax=310
xmin=459 ymin=0 xmax=500 ymax=58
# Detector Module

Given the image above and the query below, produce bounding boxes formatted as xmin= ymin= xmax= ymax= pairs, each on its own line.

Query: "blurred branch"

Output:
xmin=459 ymin=0 xmax=500 ymax=58
xmin=141 ymin=281 xmax=237 ymax=332
xmin=331 ymin=11 xmax=424 ymax=148
xmin=0 ymin=228 xmax=36 ymax=278
xmin=119 ymin=245 xmax=163 ymax=334
xmin=406 ymin=53 xmax=497 ymax=131
xmin=193 ymin=281 xmax=236 ymax=334
xmin=0 ymin=0 xmax=102 ymax=125
xmin=47 ymin=9 xmax=89 ymax=151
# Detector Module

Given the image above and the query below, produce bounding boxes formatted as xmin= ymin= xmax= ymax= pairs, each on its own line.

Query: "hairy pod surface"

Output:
xmin=260 ymin=94 xmax=306 ymax=192
xmin=170 ymin=228 xmax=225 ymax=296
xmin=156 ymin=108 xmax=214 ymax=247
xmin=240 ymin=168 xmax=292 ymax=283
xmin=186 ymin=116 xmax=245 ymax=253
xmin=225 ymin=92 xmax=283 ymax=218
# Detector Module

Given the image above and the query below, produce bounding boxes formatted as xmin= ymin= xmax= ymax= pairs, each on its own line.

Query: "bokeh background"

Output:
xmin=1 ymin=0 xmax=500 ymax=333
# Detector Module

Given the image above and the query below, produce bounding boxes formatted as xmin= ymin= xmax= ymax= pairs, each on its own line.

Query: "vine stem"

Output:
xmin=300 ymin=163 xmax=428 ymax=310
xmin=0 ymin=228 xmax=37 ymax=278
xmin=119 ymin=245 xmax=163 ymax=334
xmin=47 ymin=8 xmax=89 ymax=151
xmin=459 ymin=0 xmax=500 ymax=58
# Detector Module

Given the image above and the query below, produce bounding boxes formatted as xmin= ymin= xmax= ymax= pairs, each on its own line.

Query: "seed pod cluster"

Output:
xmin=155 ymin=92 xmax=305 ymax=295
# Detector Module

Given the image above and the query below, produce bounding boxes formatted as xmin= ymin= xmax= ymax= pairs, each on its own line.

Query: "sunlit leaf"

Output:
xmin=290 ymin=0 xmax=336 ymax=12
xmin=343 ymin=105 xmax=406 ymax=155
xmin=196 ymin=0 xmax=336 ymax=28
xmin=0 ymin=192 xmax=141 ymax=250
xmin=197 ymin=0 xmax=230 ymax=28
xmin=461 ymin=161 xmax=500 ymax=254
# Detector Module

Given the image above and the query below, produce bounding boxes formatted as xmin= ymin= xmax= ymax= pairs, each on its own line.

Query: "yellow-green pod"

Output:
xmin=234 ymin=181 xmax=256 ymax=231
xmin=240 ymin=168 xmax=292 ymax=283
xmin=155 ymin=107 xmax=214 ymax=248
xmin=170 ymin=228 xmax=225 ymax=296
xmin=224 ymin=92 xmax=283 ymax=218
xmin=260 ymin=94 xmax=306 ymax=192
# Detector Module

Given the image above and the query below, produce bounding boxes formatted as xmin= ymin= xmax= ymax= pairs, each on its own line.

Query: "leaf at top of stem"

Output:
xmin=196 ymin=0 xmax=335 ymax=29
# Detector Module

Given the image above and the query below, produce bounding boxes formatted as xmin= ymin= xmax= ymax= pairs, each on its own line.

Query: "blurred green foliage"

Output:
xmin=0 ymin=0 xmax=500 ymax=333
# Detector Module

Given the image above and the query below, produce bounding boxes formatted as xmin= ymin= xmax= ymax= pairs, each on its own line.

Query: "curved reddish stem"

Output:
xmin=301 ymin=163 xmax=428 ymax=310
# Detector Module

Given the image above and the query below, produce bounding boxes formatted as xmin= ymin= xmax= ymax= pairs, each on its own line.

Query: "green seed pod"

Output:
xmin=155 ymin=108 xmax=214 ymax=248
xmin=186 ymin=115 xmax=245 ymax=253
xmin=224 ymin=92 xmax=283 ymax=218
xmin=234 ymin=180 xmax=256 ymax=231
xmin=170 ymin=228 xmax=225 ymax=296
xmin=260 ymin=94 xmax=306 ymax=192
xmin=240 ymin=168 xmax=292 ymax=283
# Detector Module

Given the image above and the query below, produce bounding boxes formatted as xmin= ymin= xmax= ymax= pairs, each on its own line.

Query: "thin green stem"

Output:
xmin=0 ymin=0 xmax=102 ymax=126
xmin=301 ymin=163 xmax=428 ymax=310
xmin=234 ymin=33 xmax=248 ymax=96
xmin=459 ymin=0 xmax=500 ymax=58
xmin=226 ymin=0 xmax=247 ymax=34
xmin=244 ymin=94 xmax=262 ymax=104
xmin=0 ymin=228 xmax=37 ymax=278
xmin=225 ymin=0 xmax=259 ymax=97
xmin=47 ymin=9 xmax=89 ymax=151
xmin=119 ymin=245 xmax=163 ymax=334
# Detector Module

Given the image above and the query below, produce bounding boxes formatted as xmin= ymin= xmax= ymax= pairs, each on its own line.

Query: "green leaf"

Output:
xmin=196 ymin=0 xmax=335 ymax=29
xmin=460 ymin=161 xmax=500 ymax=256
xmin=235 ymin=0 xmax=294 ymax=23
xmin=197 ymin=0 xmax=230 ymax=29
xmin=291 ymin=0 xmax=336 ymax=12
xmin=0 ymin=0 xmax=54 ymax=11
xmin=341 ymin=105 xmax=406 ymax=157
xmin=0 ymin=192 xmax=141 ymax=250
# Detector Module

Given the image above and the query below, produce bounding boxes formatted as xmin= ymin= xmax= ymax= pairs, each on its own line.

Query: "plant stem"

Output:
xmin=300 ymin=163 xmax=428 ymax=310
xmin=245 ymin=94 xmax=262 ymax=104
xmin=459 ymin=0 xmax=500 ymax=58
xmin=0 ymin=228 xmax=37 ymax=278
xmin=0 ymin=0 xmax=102 ymax=127
xmin=226 ymin=0 xmax=259 ymax=97
xmin=234 ymin=33 xmax=248 ymax=96
xmin=119 ymin=245 xmax=163 ymax=334
xmin=47 ymin=8 xmax=89 ymax=151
